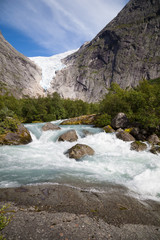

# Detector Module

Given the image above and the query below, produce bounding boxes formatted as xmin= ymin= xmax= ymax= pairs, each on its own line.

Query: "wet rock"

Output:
xmin=0 ymin=123 xmax=32 ymax=145
xmin=58 ymin=130 xmax=78 ymax=142
xmin=130 ymin=127 xmax=140 ymax=138
xmin=42 ymin=123 xmax=61 ymax=131
xmin=82 ymin=130 xmax=93 ymax=137
xmin=103 ymin=125 xmax=115 ymax=133
xmin=130 ymin=141 xmax=147 ymax=152
xmin=130 ymin=127 xmax=146 ymax=141
xmin=66 ymin=144 xmax=95 ymax=160
xmin=150 ymin=146 xmax=160 ymax=155
xmin=116 ymin=130 xmax=135 ymax=142
xmin=111 ymin=113 xmax=129 ymax=129
xmin=147 ymin=134 xmax=160 ymax=145
xmin=116 ymin=128 xmax=123 ymax=133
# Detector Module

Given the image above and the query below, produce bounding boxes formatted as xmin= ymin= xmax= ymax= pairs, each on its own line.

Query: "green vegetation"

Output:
xmin=0 ymin=92 xmax=99 ymax=124
xmin=149 ymin=77 xmax=160 ymax=85
xmin=0 ymin=107 xmax=20 ymax=135
xmin=0 ymin=205 xmax=12 ymax=240
xmin=0 ymin=79 xmax=160 ymax=135
xmin=94 ymin=113 xmax=111 ymax=127
xmin=100 ymin=80 xmax=160 ymax=132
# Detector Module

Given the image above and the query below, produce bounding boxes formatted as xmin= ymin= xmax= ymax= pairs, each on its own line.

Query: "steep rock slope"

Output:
xmin=0 ymin=32 xmax=44 ymax=98
xmin=48 ymin=0 xmax=160 ymax=102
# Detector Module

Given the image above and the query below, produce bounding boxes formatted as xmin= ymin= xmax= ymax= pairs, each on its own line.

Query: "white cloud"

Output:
xmin=0 ymin=0 xmax=129 ymax=55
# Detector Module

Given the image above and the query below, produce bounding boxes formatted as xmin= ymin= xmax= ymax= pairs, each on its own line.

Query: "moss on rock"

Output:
xmin=0 ymin=118 xmax=32 ymax=145
xmin=103 ymin=125 xmax=115 ymax=133
xmin=60 ymin=114 xmax=98 ymax=125
xmin=130 ymin=141 xmax=147 ymax=152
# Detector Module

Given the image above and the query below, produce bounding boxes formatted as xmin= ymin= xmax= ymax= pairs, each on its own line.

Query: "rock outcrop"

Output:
xmin=65 ymin=144 xmax=95 ymax=160
xmin=0 ymin=32 xmax=44 ymax=98
xmin=48 ymin=0 xmax=160 ymax=102
xmin=0 ymin=122 xmax=32 ymax=145
xmin=58 ymin=130 xmax=78 ymax=142
xmin=42 ymin=123 xmax=61 ymax=131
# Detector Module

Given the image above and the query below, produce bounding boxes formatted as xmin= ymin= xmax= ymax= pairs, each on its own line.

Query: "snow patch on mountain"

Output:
xmin=30 ymin=49 xmax=77 ymax=90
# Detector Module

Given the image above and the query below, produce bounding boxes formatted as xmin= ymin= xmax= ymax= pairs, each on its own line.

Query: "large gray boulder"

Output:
xmin=58 ymin=130 xmax=78 ymax=142
xmin=147 ymin=134 xmax=160 ymax=145
xmin=66 ymin=144 xmax=95 ymax=160
xmin=0 ymin=123 xmax=32 ymax=145
xmin=42 ymin=123 xmax=61 ymax=131
xmin=116 ymin=130 xmax=135 ymax=142
xmin=111 ymin=113 xmax=129 ymax=129
xmin=130 ymin=141 xmax=147 ymax=152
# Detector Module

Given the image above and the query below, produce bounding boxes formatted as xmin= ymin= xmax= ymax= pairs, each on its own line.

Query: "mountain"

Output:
xmin=0 ymin=32 xmax=43 ymax=98
xmin=30 ymin=49 xmax=77 ymax=90
xmin=48 ymin=0 xmax=160 ymax=102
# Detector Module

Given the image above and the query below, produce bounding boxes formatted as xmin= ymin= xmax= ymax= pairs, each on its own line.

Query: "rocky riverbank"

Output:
xmin=1 ymin=183 xmax=160 ymax=240
xmin=60 ymin=113 xmax=160 ymax=154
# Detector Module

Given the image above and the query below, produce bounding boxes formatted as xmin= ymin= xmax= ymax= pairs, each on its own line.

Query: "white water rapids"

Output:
xmin=0 ymin=121 xmax=160 ymax=201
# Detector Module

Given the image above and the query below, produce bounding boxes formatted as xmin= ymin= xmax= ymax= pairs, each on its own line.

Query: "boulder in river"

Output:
xmin=58 ymin=130 xmax=78 ymax=142
xmin=150 ymin=146 xmax=160 ymax=155
xmin=116 ymin=130 xmax=135 ymax=142
xmin=0 ymin=123 xmax=32 ymax=145
xmin=130 ymin=141 xmax=147 ymax=152
xmin=147 ymin=134 xmax=160 ymax=145
xmin=66 ymin=143 xmax=95 ymax=160
xmin=42 ymin=123 xmax=61 ymax=131
xmin=111 ymin=113 xmax=129 ymax=129
xmin=103 ymin=125 xmax=115 ymax=133
xmin=130 ymin=127 xmax=147 ymax=141
xmin=82 ymin=130 xmax=93 ymax=137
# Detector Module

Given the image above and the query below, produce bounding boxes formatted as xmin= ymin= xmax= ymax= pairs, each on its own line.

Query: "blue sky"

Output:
xmin=0 ymin=0 xmax=129 ymax=57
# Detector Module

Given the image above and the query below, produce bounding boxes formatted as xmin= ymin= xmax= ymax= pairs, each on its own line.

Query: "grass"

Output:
xmin=149 ymin=77 xmax=160 ymax=85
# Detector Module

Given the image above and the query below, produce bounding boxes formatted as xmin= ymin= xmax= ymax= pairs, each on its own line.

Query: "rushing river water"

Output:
xmin=0 ymin=121 xmax=160 ymax=200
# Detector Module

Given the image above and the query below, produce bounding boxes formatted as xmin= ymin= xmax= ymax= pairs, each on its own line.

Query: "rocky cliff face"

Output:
xmin=48 ymin=0 xmax=160 ymax=102
xmin=0 ymin=32 xmax=44 ymax=98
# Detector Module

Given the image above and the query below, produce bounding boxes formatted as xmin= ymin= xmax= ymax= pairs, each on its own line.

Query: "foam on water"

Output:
xmin=0 ymin=122 xmax=160 ymax=200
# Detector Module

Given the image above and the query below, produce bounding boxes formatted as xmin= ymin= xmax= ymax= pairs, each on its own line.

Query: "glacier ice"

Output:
xmin=30 ymin=49 xmax=77 ymax=90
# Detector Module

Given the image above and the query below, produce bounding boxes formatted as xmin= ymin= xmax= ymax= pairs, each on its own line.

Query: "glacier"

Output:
xmin=30 ymin=49 xmax=77 ymax=90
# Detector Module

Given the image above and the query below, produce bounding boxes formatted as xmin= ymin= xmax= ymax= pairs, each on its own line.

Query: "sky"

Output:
xmin=0 ymin=0 xmax=129 ymax=57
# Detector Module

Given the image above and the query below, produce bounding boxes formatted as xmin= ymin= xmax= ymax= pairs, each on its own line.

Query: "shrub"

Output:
xmin=94 ymin=113 xmax=111 ymax=127
xmin=0 ymin=205 xmax=12 ymax=240
xmin=0 ymin=107 xmax=14 ymax=121
xmin=0 ymin=117 xmax=19 ymax=135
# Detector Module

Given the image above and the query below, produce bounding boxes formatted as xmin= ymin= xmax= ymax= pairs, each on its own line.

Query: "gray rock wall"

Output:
xmin=48 ymin=0 xmax=160 ymax=102
xmin=0 ymin=32 xmax=44 ymax=98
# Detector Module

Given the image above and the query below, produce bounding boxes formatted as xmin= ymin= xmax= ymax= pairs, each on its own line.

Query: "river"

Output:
xmin=0 ymin=121 xmax=160 ymax=201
